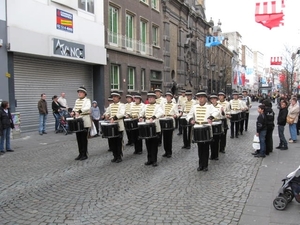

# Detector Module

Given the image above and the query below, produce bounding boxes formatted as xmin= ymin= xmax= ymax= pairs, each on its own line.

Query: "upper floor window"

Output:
xmin=109 ymin=5 xmax=119 ymax=45
xmin=128 ymin=67 xmax=135 ymax=90
xmin=141 ymin=69 xmax=146 ymax=91
xmin=110 ymin=64 xmax=120 ymax=90
xmin=151 ymin=0 xmax=159 ymax=10
xmin=126 ymin=13 xmax=134 ymax=49
xmin=152 ymin=25 xmax=158 ymax=46
xmin=78 ymin=0 xmax=94 ymax=13
xmin=140 ymin=0 xmax=148 ymax=4
xmin=140 ymin=20 xmax=147 ymax=52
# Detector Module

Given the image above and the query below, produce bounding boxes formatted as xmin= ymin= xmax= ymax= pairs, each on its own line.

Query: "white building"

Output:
xmin=1 ymin=0 xmax=106 ymax=132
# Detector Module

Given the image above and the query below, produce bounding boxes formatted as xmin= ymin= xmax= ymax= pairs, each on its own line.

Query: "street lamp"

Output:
xmin=210 ymin=64 xmax=216 ymax=94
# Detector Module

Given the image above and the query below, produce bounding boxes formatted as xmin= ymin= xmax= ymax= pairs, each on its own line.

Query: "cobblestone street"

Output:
xmin=0 ymin=103 xmax=272 ymax=225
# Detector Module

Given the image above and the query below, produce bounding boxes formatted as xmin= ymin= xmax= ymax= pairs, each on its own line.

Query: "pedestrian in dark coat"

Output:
xmin=254 ymin=105 xmax=267 ymax=158
xmin=0 ymin=101 xmax=14 ymax=153
xmin=276 ymin=100 xmax=288 ymax=150
xmin=263 ymin=99 xmax=275 ymax=155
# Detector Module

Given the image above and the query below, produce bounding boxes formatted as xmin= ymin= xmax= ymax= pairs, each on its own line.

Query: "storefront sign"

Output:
xmin=56 ymin=9 xmax=73 ymax=33
xmin=53 ymin=38 xmax=85 ymax=59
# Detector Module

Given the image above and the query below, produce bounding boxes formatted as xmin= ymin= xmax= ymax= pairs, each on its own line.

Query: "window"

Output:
xmin=152 ymin=25 xmax=158 ymax=46
xmin=141 ymin=69 xmax=146 ymax=91
xmin=128 ymin=68 xmax=135 ymax=90
xmin=140 ymin=0 xmax=148 ymax=4
xmin=126 ymin=13 xmax=134 ymax=48
xmin=151 ymin=0 xmax=158 ymax=9
xmin=110 ymin=65 xmax=120 ymax=90
xmin=78 ymin=0 xmax=94 ymax=13
xmin=140 ymin=20 xmax=147 ymax=52
xmin=109 ymin=5 xmax=119 ymax=44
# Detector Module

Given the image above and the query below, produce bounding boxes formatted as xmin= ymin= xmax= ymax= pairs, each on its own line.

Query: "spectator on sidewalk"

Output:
xmin=58 ymin=92 xmax=68 ymax=111
xmin=91 ymin=101 xmax=100 ymax=136
xmin=287 ymin=97 xmax=300 ymax=143
xmin=0 ymin=101 xmax=14 ymax=154
xmin=52 ymin=95 xmax=66 ymax=132
xmin=276 ymin=100 xmax=288 ymax=150
xmin=254 ymin=104 xmax=267 ymax=158
xmin=263 ymin=99 xmax=275 ymax=155
xmin=37 ymin=93 xmax=48 ymax=135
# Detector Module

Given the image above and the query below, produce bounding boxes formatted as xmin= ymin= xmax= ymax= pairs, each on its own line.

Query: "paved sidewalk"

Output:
xmin=0 ymin=102 xmax=299 ymax=225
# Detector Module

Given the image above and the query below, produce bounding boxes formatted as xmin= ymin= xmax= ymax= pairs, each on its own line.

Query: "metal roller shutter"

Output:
xmin=14 ymin=55 xmax=93 ymax=133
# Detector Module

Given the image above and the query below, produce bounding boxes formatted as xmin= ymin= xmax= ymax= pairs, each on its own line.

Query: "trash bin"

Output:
xmin=11 ymin=112 xmax=21 ymax=139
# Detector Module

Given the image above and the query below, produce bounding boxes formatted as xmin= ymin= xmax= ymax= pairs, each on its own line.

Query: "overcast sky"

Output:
xmin=205 ymin=0 xmax=300 ymax=67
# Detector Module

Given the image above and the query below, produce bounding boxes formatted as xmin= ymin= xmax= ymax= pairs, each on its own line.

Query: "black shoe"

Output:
xmin=111 ymin=158 xmax=117 ymax=162
xmin=177 ymin=132 xmax=182 ymax=135
xmin=197 ymin=167 xmax=203 ymax=171
xmin=235 ymin=135 xmax=239 ymax=138
xmin=126 ymin=143 xmax=132 ymax=146
xmin=210 ymin=157 xmax=219 ymax=160
xmin=152 ymin=162 xmax=158 ymax=167
xmin=202 ymin=167 xmax=208 ymax=172
xmin=137 ymin=151 xmax=142 ymax=155
xmin=186 ymin=146 xmax=191 ymax=149
xmin=230 ymin=136 xmax=234 ymax=139
xmin=43 ymin=132 xmax=47 ymax=134
xmin=254 ymin=154 xmax=266 ymax=158
xmin=145 ymin=161 xmax=152 ymax=166
xmin=80 ymin=156 xmax=88 ymax=161
xmin=240 ymin=132 xmax=243 ymax=135
xmin=280 ymin=146 xmax=288 ymax=150
xmin=162 ymin=153 xmax=168 ymax=157
xmin=115 ymin=158 xmax=122 ymax=163
xmin=220 ymin=150 xmax=225 ymax=153
xmin=158 ymin=143 xmax=162 ymax=147
xmin=251 ymin=150 xmax=260 ymax=155
xmin=6 ymin=149 xmax=14 ymax=152
xmin=75 ymin=155 xmax=82 ymax=160
xmin=181 ymin=146 xmax=187 ymax=149
xmin=275 ymin=146 xmax=282 ymax=149
xmin=39 ymin=133 xmax=43 ymax=135
xmin=166 ymin=155 xmax=172 ymax=158
xmin=245 ymin=129 xmax=247 ymax=132
xmin=107 ymin=149 xmax=112 ymax=152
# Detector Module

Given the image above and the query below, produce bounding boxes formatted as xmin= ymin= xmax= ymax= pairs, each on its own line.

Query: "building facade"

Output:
xmin=1 ymin=0 xmax=106 ymax=132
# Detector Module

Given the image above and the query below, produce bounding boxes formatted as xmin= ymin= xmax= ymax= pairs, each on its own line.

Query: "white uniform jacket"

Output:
xmin=186 ymin=102 xmax=220 ymax=124
xmin=104 ymin=102 xmax=125 ymax=131
xmin=229 ymin=99 xmax=244 ymax=114
xmin=73 ymin=97 xmax=92 ymax=128
xmin=162 ymin=102 xmax=179 ymax=128
xmin=139 ymin=103 xmax=164 ymax=133
xmin=181 ymin=99 xmax=197 ymax=117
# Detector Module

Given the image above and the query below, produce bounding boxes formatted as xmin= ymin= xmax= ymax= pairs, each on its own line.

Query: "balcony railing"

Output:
xmin=107 ymin=30 xmax=153 ymax=56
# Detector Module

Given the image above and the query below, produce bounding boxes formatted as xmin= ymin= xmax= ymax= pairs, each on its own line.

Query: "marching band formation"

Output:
xmin=69 ymin=87 xmax=252 ymax=172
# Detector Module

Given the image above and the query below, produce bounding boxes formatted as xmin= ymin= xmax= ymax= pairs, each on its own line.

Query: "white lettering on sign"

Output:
xmin=54 ymin=39 xmax=84 ymax=59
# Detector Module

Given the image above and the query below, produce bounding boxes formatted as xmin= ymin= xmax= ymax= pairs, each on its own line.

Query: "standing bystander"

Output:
xmin=276 ymin=100 xmax=288 ymax=150
xmin=37 ymin=93 xmax=48 ymax=135
xmin=0 ymin=101 xmax=14 ymax=154
xmin=91 ymin=101 xmax=101 ymax=136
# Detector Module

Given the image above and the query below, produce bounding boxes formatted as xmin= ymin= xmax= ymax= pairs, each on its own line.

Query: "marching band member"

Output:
xmin=209 ymin=93 xmax=223 ymax=160
xmin=186 ymin=90 xmax=219 ymax=172
xmin=177 ymin=89 xmax=187 ymax=135
xmin=242 ymin=90 xmax=252 ymax=131
xmin=217 ymin=91 xmax=230 ymax=153
xmin=71 ymin=86 xmax=91 ymax=161
xmin=124 ymin=93 xmax=134 ymax=146
xmin=180 ymin=90 xmax=196 ymax=149
xmin=239 ymin=94 xmax=248 ymax=135
xmin=130 ymin=93 xmax=145 ymax=154
xmin=104 ymin=91 xmax=125 ymax=163
xmin=161 ymin=91 xmax=179 ymax=158
xmin=139 ymin=91 xmax=164 ymax=167
xmin=229 ymin=91 xmax=244 ymax=138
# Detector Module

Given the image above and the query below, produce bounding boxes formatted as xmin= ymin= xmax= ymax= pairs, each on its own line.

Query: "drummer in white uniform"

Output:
xmin=229 ymin=91 xmax=244 ymax=138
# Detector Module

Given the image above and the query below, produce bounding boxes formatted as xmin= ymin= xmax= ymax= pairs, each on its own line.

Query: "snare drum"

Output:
xmin=193 ymin=125 xmax=212 ymax=143
xmin=101 ymin=122 xmax=119 ymax=138
xmin=179 ymin=117 xmax=189 ymax=127
xmin=124 ymin=118 xmax=138 ymax=130
xmin=212 ymin=121 xmax=224 ymax=135
xmin=159 ymin=118 xmax=174 ymax=130
xmin=221 ymin=118 xmax=228 ymax=130
xmin=230 ymin=112 xmax=241 ymax=122
xmin=138 ymin=122 xmax=156 ymax=139
xmin=67 ymin=118 xmax=84 ymax=132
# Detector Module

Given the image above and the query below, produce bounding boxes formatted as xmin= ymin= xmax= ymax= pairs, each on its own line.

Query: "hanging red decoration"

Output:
xmin=278 ymin=73 xmax=285 ymax=82
xmin=270 ymin=57 xmax=282 ymax=65
xmin=255 ymin=0 xmax=285 ymax=29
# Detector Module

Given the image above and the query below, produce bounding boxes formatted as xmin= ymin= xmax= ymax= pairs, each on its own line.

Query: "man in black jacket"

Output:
xmin=276 ymin=100 xmax=288 ymax=150
xmin=263 ymin=99 xmax=275 ymax=155
xmin=255 ymin=104 xmax=267 ymax=158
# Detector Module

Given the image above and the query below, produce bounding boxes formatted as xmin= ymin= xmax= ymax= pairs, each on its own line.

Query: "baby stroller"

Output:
xmin=55 ymin=109 xmax=72 ymax=135
xmin=273 ymin=166 xmax=300 ymax=210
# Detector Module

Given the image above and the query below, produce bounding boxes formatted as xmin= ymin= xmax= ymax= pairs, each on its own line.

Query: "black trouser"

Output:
xmin=244 ymin=113 xmax=249 ymax=131
xmin=266 ymin=126 xmax=274 ymax=154
xmin=145 ymin=136 xmax=159 ymax=163
xmin=175 ymin=117 xmax=179 ymax=129
xmin=158 ymin=132 xmax=162 ymax=145
xmin=92 ymin=119 xmax=99 ymax=134
xmin=108 ymin=131 xmax=123 ymax=160
xmin=210 ymin=135 xmax=220 ymax=159
xmin=163 ymin=129 xmax=173 ymax=156
xmin=126 ymin=129 xmax=132 ymax=144
xmin=239 ymin=119 xmax=245 ymax=134
xmin=230 ymin=121 xmax=239 ymax=137
xmin=220 ymin=129 xmax=228 ymax=152
xmin=132 ymin=129 xmax=142 ymax=153
xmin=76 ymin=129 xmax=88 ymax=157
xmin=197 ymin=142 xmax=210 ymax=169
xmin=183 ymin=126 xmax=192 ymax=147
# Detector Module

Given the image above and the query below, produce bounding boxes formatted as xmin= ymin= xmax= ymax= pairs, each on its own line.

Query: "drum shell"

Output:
xmin=193 ymin=125 xmax=212 ymax=143
xmin=67 ymin=118 xmax=84 ymax=132
xmin=212 ymin=122 xmax=224 ymax=135
xmin=159 ymin=118 xmax=174 ymax=130
xmin=124 ymin=118 xmax=139 ymax=130
xmin=138 ymin=123 xmax=157 ymax=139
xmin=101 ymin=123 xmax=119 ymax=138
xmin=230 ymin=112 xmax=241 ymax=122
